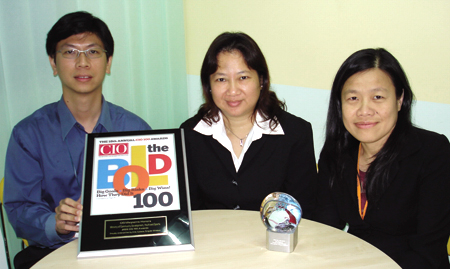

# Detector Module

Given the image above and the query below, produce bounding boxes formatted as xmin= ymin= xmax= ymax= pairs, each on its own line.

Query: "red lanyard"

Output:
xmin=357 ymin=143 xmax=368 ymax=219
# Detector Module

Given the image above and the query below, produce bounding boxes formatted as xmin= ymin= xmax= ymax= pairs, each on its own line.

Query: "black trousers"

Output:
xmin=14 ymin=246 xmax=55 ymax=269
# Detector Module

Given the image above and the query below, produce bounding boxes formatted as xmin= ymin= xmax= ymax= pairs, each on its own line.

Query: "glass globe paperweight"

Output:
xmin=260 ymin=192 xmax=302 ymax=252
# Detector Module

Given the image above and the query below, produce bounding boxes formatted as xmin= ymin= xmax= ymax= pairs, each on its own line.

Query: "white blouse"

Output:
xmin=194 ymin=112 xmax=284 ymax=171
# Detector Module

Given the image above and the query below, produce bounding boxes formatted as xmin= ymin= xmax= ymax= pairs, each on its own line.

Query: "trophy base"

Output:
xmin=266 ymin=228 xmax=298 ymax=253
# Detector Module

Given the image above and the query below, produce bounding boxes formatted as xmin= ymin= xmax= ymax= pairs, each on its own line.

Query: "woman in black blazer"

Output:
xmin=180 ymin=32 xmax=317 ymax=218
xmin=314 ymin=48 xmax=450 ymax=268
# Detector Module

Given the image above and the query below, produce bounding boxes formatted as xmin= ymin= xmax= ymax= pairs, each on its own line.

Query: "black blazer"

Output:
xmin=180 ymin=110 xmax=318 ymax=219
xmin=314 ymin=127 xmax=450 ymax=268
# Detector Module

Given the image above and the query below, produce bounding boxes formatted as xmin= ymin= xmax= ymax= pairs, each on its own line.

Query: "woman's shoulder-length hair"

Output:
xmin=197 ymin=32 xmax=285 ymax=129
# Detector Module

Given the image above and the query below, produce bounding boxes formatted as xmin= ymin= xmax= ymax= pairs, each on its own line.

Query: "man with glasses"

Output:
xmin=4 ymin=11 xmax=151 ymax=268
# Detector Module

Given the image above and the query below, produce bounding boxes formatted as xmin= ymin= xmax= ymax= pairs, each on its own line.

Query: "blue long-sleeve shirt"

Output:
xmin=4 ymin=96 xmax=151 ymax=248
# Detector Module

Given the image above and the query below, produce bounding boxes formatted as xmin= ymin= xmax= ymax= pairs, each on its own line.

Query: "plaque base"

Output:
xmin=266 ymin=228 xmax=298 ymax=253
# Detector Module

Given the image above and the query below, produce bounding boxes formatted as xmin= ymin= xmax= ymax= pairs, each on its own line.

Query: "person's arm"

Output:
xmin=138 ymin=120 xmax=152 ymax=131
xmin=397 ymin=134 xmax=450 ymax=268
xmin=313 ymin=155 xmax=345 ymax=229
xmin=180 ymin=121 xmax=204 ymax=210
xmin=4 ymin=129 xmax=75 ymax=247
xmin=282 ymin=121 xmax=318 ymax=219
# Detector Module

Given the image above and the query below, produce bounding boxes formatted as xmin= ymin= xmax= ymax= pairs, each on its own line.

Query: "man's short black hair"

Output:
xmin=46 ymin=11 xmax=114 ymax=59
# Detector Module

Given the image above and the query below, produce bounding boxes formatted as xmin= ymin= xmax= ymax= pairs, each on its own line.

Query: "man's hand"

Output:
xmin=55 ymin=197 xmax=83 ymax=235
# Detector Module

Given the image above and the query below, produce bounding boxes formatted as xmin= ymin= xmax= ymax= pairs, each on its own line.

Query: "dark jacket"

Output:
xmin=314 ymin=127 xmax=450 ymax=268
xmin=180 ymin=110 xmax=318 ymax=219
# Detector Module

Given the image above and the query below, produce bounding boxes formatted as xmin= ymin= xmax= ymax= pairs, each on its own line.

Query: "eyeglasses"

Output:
xmin=56 ymin=48 xmax=107 ymax=59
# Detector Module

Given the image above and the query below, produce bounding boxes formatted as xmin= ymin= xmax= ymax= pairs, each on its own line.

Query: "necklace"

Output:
xmin=225 ymin=126 xmax=249 ymax=147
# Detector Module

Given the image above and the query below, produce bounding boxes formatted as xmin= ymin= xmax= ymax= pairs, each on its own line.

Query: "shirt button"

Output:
xmin=232 ymin=180 xmax=238 ymax=186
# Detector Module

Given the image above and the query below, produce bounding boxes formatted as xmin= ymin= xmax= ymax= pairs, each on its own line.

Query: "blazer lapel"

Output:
xmin=239 ymin=135 xmax=275 ymax=173
xmin=207 ymin=136 xmax=237 ymax=176
xmin=372 ymin=129 xmax=421 ymax=201
xmin=343 ymin=151 xmax=359 ymax=206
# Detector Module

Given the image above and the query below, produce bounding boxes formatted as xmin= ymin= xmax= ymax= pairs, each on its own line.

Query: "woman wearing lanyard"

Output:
xmin=314 ymin=48 xmax=450 ymax=268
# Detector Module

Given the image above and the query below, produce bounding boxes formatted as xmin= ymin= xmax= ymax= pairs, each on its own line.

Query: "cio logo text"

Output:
xmin=99 ymin=143 xmax=129 ymax=155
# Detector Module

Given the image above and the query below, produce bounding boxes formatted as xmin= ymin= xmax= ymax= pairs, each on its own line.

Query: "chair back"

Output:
xmin=0 ymin=177 xmax=12 ymax=268
xmin=0 ymin=177 xmax=29 ymax=248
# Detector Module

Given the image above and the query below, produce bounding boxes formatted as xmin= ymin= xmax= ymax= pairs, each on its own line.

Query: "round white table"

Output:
xmin=32 ymin=210 xmax=400 ymax=268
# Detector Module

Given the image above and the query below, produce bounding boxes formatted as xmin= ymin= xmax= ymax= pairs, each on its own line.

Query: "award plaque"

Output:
xmin=78 ymin=129 xmax=194 ymax=258
xmin=260 ymin=192 xmax=302 ymax=253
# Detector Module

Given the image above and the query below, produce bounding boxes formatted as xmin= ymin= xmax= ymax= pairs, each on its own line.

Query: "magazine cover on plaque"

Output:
xmin=78 ymin=129 xmax=194 ymax=258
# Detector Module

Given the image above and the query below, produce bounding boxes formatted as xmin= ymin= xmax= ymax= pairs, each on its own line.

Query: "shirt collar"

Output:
xmin=194 ymin=111 xmax=284 ymax=138
xmin=194 ymin=111 xmax=284 ymax=172
xmin=58 ymin=97 xmax=77 ymax=140
xmin=58 ymin=95 xmax=112 ymax=140
xmin=253 ymin=112 xmax=284 ymax=139
xmin=97 ymin=98 xmax=112 ymax=132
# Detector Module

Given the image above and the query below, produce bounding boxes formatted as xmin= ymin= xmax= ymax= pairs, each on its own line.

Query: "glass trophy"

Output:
xmin=260 ymin=192 xmax=302 ymax=253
